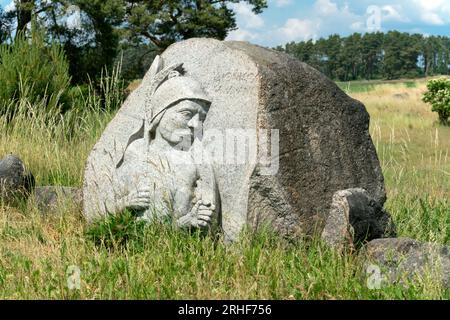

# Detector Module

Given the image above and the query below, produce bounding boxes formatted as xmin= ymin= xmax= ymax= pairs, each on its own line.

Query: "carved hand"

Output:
xmin=121 ymin=188 xmax=152 ymax=211
xmin=176 ymin=200 xmax=215 ymax=229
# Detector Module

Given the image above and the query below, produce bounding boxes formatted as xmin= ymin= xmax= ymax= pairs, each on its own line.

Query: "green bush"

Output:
xmin=422 ymin=78 xmax=450 ymax=125
xmin=85 ymin=210 xmax=149 ymax=250
xmin=0 ymin=29 xmax=72 ymax=115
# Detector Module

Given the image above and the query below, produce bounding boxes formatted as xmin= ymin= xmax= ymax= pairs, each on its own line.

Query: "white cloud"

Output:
xmin=227 ymin=28 xmax=258 ymax=42
xmin=350 ymin=21 xmax=364 ymax=31
xmin=276 ymin=18 xmax=320 ymax=42
xmin=414 ymin=0 xmax=447 ymax=11
xmin=274 ymin=0 xmax=293 ymax=7
xmin=228 ymin=2 xmax=264 ymax=29
xmin=310 ymin=0 xmax=365 ymax=37
xmin=262 ymin=0 xmax=364 ymax=45
xmin=381 ymin=5 xmax=409 ymax=23
xmin=4 ymin=1 xmax=15 ymax=12
xmin=225 ymin=2 xmax=265 ymax=43
xmin=420 ymin=12 xmax=445 ymax=25
xmin=314 ymin=0 xmax=338 ymax=16
xmin=412 ymin=0 xmax=450 ymax=24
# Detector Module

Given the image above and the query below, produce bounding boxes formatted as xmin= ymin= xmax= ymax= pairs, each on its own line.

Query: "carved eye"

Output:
xmin=181 ymin=110 xmax=193 ymax=117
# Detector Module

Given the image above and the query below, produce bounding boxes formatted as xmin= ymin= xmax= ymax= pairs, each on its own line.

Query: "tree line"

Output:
xmin=275 ymin=31 xmax=450 ymax=81
xmin=2 ymin=2 xmax=450 ymax=85
xmin=0 ymin=0 xmax=267 ymax=84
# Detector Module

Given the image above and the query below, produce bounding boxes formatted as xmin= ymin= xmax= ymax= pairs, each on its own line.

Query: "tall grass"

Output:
xmin=0 ymin=63 xmax=122 ymax=186
xmin=354 ymin=82 xmax=449 ymax=245
xmin=0 ymin=78 xmax=448 ymax=299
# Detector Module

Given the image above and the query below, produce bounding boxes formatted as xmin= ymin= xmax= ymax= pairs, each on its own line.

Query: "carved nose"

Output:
xmin=188 ymin=114 xmax=200 ymax=129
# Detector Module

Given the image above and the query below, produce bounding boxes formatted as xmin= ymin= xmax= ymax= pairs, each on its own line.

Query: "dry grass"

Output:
xmin=354 ymin=81 xmax=449 ymax=198
xmin=353 ymin=81 xmax=449 ymax=248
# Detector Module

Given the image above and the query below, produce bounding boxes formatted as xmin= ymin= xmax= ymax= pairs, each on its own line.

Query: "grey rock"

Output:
xmin=365 ymin=238 xmax=450 ymax=288
xmin=0 ymin=154 xmax=35 ymax=203
xmin=33 ymin=186 xmax=82 ymax=212
xmin=83 ymin=39 xmax=386 ymax=242
xmin=321 ymin=188 xmax=396 ymax=250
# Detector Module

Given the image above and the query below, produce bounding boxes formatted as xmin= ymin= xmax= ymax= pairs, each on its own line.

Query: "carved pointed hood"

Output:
xmin=148 ymin=73 xmax=212 ymax=125
xmin=116 ymin=58 xmax=212 ymax=169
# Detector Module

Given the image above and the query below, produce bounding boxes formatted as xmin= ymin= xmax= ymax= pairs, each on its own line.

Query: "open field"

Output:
xmin=351 ymin=80 xmax=449 ymax=245
xmin=336 ymin=77 xmax=442 ymax=94
xmin=0 ymin=78 xmax=448 ymax=299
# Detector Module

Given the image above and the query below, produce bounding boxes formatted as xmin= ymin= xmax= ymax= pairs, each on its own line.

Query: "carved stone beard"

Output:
xmin=156 ymin=125 xmax=193 ymax=150
xmin=149 ymin=114 xmax=193 ymax=152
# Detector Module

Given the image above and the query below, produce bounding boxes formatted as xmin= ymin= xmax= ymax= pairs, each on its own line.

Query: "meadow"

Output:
xmin=0 ymin=78 xmax=448 ymax=299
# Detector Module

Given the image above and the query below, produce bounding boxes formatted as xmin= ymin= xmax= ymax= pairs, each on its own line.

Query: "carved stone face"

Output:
xmin=155 ymin=99 xmax=209 ymax=146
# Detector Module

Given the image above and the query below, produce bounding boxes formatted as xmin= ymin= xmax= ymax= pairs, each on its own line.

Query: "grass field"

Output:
xmin=0 ymin=78 xmax=448 ymax=299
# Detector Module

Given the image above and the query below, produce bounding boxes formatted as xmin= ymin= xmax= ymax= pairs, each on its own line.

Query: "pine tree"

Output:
xmin=122 ymin=0 xmax=267 ymax=50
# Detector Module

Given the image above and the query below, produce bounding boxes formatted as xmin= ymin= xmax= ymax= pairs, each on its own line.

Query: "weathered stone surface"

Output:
xmin=0 ymin=154 xmax=35 ymax=203
xmin=321 ymin=188 xmax=396 ymax=250
xmin=83 ymin=38 xmax=386 ymax=242
xmin=365 ymin=238 xmax=450 ymax=288
xmin=33 ymin=186 xmax=82 ymax=212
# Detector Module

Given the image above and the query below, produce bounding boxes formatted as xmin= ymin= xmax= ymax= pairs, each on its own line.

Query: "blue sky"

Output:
xmin=2 ymin=0 xmax=450 ymax=47
xmin=228 ymin=0 xmax=450 ymax=46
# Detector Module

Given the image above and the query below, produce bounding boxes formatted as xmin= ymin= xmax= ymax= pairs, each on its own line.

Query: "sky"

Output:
xmin=227 ymin=0 xmax=450 ymax=46
xmin=2 ymin=0 xmax=450 ymax=47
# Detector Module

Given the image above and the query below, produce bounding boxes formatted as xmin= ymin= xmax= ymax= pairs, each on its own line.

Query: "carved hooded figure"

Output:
xmin=114 ymin=57 xmax=219 ymax=231
xmin=146 ymin=72 xmax=212 ymax=137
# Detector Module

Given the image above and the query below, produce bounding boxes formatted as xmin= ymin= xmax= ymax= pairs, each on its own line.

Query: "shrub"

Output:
xmin=422 ymin=78 xmax=450 ymax=125
xmin=85 ymin=210 xmax=148 ymax=250
xmin=0 ymin=28 xmax=72 ymax=116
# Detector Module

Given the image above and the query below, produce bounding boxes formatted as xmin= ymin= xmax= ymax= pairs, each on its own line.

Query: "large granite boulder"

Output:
xmin=0 ymin=154 xmax=35 ymax=203
xmin=83 ymin=39 xmax=386 ymax=242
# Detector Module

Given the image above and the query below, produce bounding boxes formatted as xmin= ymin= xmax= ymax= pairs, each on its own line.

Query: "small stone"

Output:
xmin=33 ymin=186 xmax=82 ymax=212
xmin=365 ymin=237 xmax=450 ymax=289
xmin=0 ymin=154 xmax=35 ymax=203
xmin=321 ymin=188 xmax=396 ymax=250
